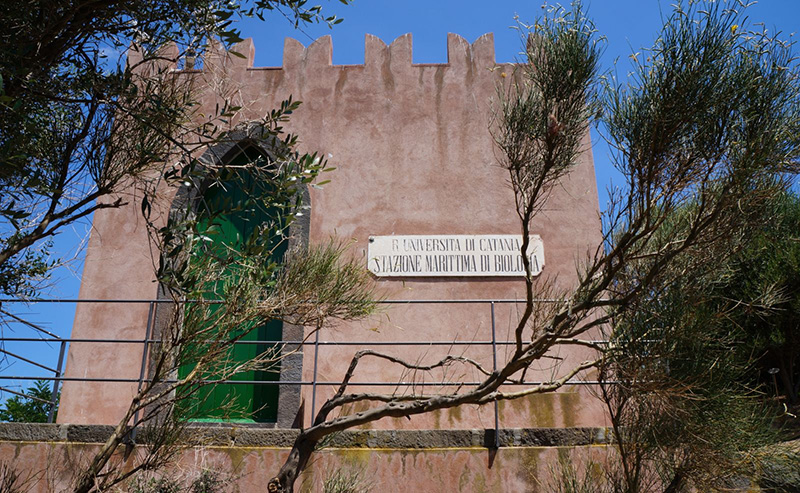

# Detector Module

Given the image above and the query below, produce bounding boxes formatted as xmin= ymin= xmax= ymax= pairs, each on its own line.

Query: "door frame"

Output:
xmin=153 ymin=123 xmax=309 ymax=428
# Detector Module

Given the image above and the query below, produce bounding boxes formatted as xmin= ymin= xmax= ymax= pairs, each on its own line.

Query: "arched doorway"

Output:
xmin=178 ymin=145 xmax=286 ymax=423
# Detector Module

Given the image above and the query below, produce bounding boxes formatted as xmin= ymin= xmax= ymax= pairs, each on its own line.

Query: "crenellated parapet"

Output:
xmin=125 ymin=32 xmax=515 ymax=142
xmin=127 ymin=33 xmax=505 ymax=75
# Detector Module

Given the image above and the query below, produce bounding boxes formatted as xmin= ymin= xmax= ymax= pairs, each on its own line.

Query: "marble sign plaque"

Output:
xmin=367 ymin=235 xmax=544 ymax=277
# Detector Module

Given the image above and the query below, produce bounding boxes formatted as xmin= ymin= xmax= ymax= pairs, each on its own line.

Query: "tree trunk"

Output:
xmin=268 ymin=434 xmax=318 ymax=493
xmin=73 ymin=434 xmax=122 ymax=493
xmin=778 ymin=352 xmax=798 ymax=405
xmin=663 ymin=469 xmax=685 ymax=493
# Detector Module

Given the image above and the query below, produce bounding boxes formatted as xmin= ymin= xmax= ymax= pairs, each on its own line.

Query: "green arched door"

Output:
xmin=179 ymin=147 xmax=285 ymax=423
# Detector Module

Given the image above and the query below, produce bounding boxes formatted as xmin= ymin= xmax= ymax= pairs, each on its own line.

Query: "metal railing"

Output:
xmin=0 ymin=305 xmax=67 ymax=423
xmin=0 ymin=298 xmax=604 ymax=440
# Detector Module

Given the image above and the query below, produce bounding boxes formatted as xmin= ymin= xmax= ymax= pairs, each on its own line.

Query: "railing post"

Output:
xmin=310 ymin=329 xmax=320 ymax=421
xmin=490 ymin=301 xmax=500 ymax=449
xmin=47 ymin=340 xmax=66 ymax=423
xmin=132 ymin=301 xmax=155 ymax=429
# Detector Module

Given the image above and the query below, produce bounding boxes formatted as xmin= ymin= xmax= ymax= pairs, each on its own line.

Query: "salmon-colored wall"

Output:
xmin=59 ymin=33 xmax=604 ymax=429
xmin=0 ymin=440 xmax=610 ymax=493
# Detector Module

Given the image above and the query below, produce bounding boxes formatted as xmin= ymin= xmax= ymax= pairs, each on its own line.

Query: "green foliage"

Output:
xmin=273 ymin=239 xmax=381 ymax=325
xmin=0 ymin=239 xmax=51 ymax=298
xmin=494 ymin=1 xmax=602 ymax=216
xmin=545 ymin=453 xmax=604 ymax=493
xmin=130 ymin=477 xmax=182 ymax=493
xmin=129 ymin=469 xmax=230 ymax=493
xmin=249 ymin=0 xmax=352 ymax=31
xmin=756 ymin=440 xmax=800 ymax=492
xmin=605 ymin=2 xmax=800 ymax=184
xmin=719 ymin=191 xmax=800 ymax=404
xmin=0 ymin=0 xmax=349 ymax=301
xmin=592 ymin=1 xmax=800 ymax=491
xmin=601 ymin=191 xmax=800 ymax=490
xmin=191 ymin=470 xmax=226 ymax=493
xmin=321 ymin=468 xmax=371 ymax=493
xmin=604 ymin=274 xmax=782 ymax=491
xmin=0 ymin=380 xmax=55 ymax=423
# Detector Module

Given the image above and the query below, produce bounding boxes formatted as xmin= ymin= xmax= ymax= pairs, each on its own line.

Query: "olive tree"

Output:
xmin=0 ymin=0 xmax=380 ymax=490
xmin=0 ymin=0 xmax=349 ymax=301
xmin=71 ymin=108 xmax=379 ymax=491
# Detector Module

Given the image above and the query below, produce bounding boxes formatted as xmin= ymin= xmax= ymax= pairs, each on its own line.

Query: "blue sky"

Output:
xmin=2 ymin=0 xmax=799 ymax=401
xmin=241 ymin=1 xmax=798 ymax=68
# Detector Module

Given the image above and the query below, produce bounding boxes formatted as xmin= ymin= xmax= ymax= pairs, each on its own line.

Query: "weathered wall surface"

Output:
xmin=59 ymin=34 xmax=604 ymax=429
xmin=0 ymin=424 xmax=611 ymax=492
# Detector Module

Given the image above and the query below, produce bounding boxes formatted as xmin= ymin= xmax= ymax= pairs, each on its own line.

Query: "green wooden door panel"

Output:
xmin=178 ymin=147 xmax=285 ymax=423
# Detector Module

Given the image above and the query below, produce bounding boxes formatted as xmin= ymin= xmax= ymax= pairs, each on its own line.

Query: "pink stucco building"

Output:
xmin=18 ymin=32 xmax=611 ymax=490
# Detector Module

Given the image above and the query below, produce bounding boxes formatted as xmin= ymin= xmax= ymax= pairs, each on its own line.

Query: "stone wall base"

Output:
xmin=0 ymin=424 xmax=613 ymax=492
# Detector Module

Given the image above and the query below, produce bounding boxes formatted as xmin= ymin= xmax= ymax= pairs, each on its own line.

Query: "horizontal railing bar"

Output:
xmin=0 ymin=385 xmax=53 ymax=405
xmin=0 ymin=298 xmax=575 ymax=304
xmin=2 ymin=338 xmax=135 ymax=344
xmin=0 ymin=299 xmax=180 ymax=304
xmin=0 ymin=337 xmax=608 ymax=346
xmin=0 ymin=298 xmax=614 ymax=405
xmin=381 ymin=299 xmax=568 ymax=304
xmin=0 ymin=375 xmax=611 ymax=386
xmin=0 ymin=348 xmax=58 ymax=373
